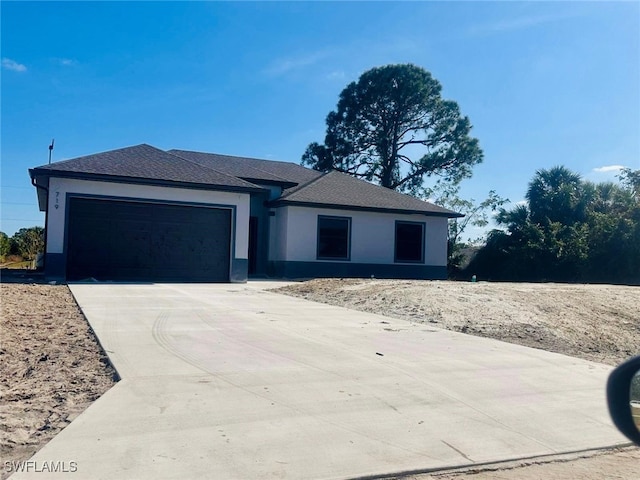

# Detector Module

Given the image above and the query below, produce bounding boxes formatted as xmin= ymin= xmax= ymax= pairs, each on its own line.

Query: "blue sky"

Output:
xmin=2 ymin=1 xmax=639 ymax=238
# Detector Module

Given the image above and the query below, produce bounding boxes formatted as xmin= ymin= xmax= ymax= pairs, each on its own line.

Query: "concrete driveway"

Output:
xmin=13 ymin=282 xmax=626 ymax=479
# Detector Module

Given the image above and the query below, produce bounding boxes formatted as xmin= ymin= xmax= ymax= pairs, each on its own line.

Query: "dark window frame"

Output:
xmin=316 ymin=215 xmax=352 ymax=261
xmin=394 ymin=220 xmax=425 ymax=264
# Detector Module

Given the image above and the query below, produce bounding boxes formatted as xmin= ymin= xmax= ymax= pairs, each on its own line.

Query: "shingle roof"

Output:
xmin=30 ymin=144 xmax=261 ymax=191
xmin=30 ymin=144 xmax=461 ymax=217
xmin=271 ymin=171 xmax=462 ymax=217
xmin=169 ymin=149 xmax=322 ymax=187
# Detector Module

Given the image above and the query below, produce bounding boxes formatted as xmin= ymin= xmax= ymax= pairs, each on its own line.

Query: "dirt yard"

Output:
xmin=274 ymin=279 xmax=640 ymax=366
xmin=0 ymin=280 xmax=116 ymax=480
xmin=1 ymin=277 xmax=639 ymax=479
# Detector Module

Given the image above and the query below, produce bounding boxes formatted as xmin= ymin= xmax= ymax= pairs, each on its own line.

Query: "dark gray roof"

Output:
xmin=272 ymin=171 xmax=462 ymax=217
xmin=30 ymin=144 xmax=261 ymax=192
xmin=30 ymin=144 xmax=461 ymax=217
xmin=169 ymin=149 xmax=322 ymax=187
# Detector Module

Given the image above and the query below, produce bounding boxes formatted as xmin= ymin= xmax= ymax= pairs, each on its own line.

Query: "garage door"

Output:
xmin=66 ymin=198 xmax=231 ymax=282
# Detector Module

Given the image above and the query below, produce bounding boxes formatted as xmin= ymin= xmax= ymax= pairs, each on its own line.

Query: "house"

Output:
xmin=29 ymin=144 xmax=462 ymax=283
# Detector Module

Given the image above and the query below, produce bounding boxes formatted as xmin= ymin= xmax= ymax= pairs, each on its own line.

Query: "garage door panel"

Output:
xmin=152 ymin=226 xmax=188 ymax=261
xmin=66 ymin=198 xmax=231 ymax=282
xmin=67 ymin=219 xmax=112 ymax=277
xmin=113 ymin=221 xmax=153 ymax=269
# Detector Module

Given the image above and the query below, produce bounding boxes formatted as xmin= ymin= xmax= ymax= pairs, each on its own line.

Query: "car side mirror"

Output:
xmin=607 ymin=355 xmax=640 ymax=445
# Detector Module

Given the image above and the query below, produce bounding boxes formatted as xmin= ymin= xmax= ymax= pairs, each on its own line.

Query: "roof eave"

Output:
xmin=268 ymin=200 xmax=463 ymax=218
xmin=29 ymin=169 xmax=266 ymax=194
xmin=29 ymin=170 xmax=50 ymax=211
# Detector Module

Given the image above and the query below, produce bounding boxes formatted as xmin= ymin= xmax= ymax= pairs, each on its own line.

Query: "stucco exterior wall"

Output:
xmin=46 ymin=177 xmax=251 ymax=258
xmin=272 ymin=205 xmax=448 ymax=266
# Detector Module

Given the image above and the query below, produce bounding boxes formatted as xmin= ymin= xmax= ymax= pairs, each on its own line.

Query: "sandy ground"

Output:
xmin=274 ymin=279 xmax=640 ymax=366
xmin=0 ymin=281 xmax=116 ymax=480
xmin=1 ymin=277 xmax=639 ymax=479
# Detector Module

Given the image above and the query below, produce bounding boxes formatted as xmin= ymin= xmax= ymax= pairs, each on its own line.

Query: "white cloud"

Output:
xmin=264 ymin=50 xmax=331 ymax=77
xmin=325 ymin=70 xmax=346 ymax=81
xmin=57 ymin=58 xmax=78 ymax=67
xmin=2 ymin=58 xmax=27 ymax=72
xmin=592 ymin=165 xmax=625 ymax=173
xmin=467 ymin=12 xmax=577 ymax=37
xmin=515 ymin=200 xmax=528 ymax=207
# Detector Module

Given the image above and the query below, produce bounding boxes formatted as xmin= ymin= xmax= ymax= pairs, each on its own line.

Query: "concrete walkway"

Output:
xmin=12 ymin=283 xmax=626 ymax=479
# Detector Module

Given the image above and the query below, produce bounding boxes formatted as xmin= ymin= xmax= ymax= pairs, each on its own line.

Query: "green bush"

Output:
xmin=10 ymin=227 xmax=44 ymax=261
xmin=0 ymin=232 xmax=10 ymax=261
xmin=466 ymin=167 xmax=640 ymax=284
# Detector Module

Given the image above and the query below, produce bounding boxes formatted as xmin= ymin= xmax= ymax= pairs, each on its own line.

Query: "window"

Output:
xmin=395 ymin=221 xmax=424 ymax=263
xmin=317 ymin=216 xmax=351 ymax=260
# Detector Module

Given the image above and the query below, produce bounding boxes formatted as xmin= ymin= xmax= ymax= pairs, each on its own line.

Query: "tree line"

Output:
xmin=304 ymin=63 xmax=639 ymax=285
xmin=466 ymin=167 xmax=639 ymax=284
xmin=0 ymin=227 xmax=45 ymax=263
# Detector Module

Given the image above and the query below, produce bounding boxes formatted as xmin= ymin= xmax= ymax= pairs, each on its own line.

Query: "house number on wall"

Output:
xmin=55 ymin=191 xmax=60 ymax=209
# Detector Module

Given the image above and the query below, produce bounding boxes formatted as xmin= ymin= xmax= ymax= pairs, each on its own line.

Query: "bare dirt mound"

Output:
xmin=274 ymin=279 xmax=640 ymax=366
xmin=0 ymin=283 xmax=116 ymax=479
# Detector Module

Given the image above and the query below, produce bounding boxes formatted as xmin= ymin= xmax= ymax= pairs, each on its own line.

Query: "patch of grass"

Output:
xmin=1 ymin=260 xmax=33 ymax=269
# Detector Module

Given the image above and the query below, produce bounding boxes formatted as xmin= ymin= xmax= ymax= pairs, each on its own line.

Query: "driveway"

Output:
xmin=12 ymin=283 xmax=625 ymax=479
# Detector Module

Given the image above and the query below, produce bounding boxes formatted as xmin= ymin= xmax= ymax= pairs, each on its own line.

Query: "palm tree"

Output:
xmin=496 ymin=203 xmax=529 ymax=232
xmin=526 ymin=166 xmax=584 ymax=225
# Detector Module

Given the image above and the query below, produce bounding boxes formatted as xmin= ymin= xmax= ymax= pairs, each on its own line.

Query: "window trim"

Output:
xmin=394 ymin=220 xmax=425 ymax=264
xmin=316 ymin=215 xmax=352 ymax=261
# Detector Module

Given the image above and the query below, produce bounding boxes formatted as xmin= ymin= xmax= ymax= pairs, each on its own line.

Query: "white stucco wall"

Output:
xmin=46 ymin=177 xmax=250 ymax=258
xmin=270 ymin=206 xmax=448 ymax=266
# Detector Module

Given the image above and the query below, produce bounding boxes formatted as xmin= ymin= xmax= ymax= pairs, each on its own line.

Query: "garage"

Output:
xmin=66 ymin=197 xmax=232 ymax=282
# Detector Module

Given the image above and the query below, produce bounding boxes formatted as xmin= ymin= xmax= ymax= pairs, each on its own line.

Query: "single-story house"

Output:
xmin=29 ymin=144 xmax=462 ymax=283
